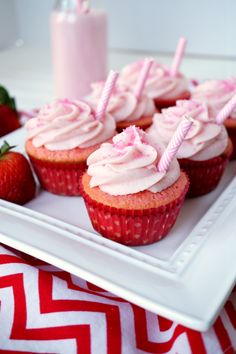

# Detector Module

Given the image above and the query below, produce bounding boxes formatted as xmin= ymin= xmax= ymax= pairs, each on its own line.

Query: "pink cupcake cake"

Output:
xmin=119 ymin=59 xmax=190 ymax=110
xmin=88 ymin=81 xmax=156 ymax=132
xmin=191 ymin=78 xmax=236 ymax=158
xmin=25 ymin=99 xmax=116 ymax=196
xmin=148 ymin=100 xmax=232 ymax=197
xmin=80 ymin=126 xmax=189 ymax=246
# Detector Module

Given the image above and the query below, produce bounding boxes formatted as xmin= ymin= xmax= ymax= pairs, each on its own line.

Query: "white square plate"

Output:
xmin=0 ymin=128 xmax=236 ymax=331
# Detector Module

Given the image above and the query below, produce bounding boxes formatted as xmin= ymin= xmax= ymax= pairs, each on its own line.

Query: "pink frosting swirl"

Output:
xmin=88 ymin=82 xmax=156 ymax=122
xmin=191 ymin=78 xmax=236 ymax=118
xmin=25 ymin=99 xmax=116 ymax=150
xmin=148 ymin=100 xmax=228 ymax=161
xmin=87 ymin=126 xmax=180 ymax=195
xmin=119 ymin=59 xmax=189 ymax=100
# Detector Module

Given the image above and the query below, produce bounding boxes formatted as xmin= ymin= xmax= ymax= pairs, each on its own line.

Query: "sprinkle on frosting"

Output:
xmin=148 ymin=100 xmax=228 ymax=161
xmin=25 ymin=99 xmax=116 ymax=150
xmin=88 ymin=82 xmax=156 ymax=123
xmin=87 ymin=126 xmax=180 ymax=195
xmin=119 ymin=59 xmax=189 ymax=100
xmin=191 ymin=78 xmax=236 ymax=118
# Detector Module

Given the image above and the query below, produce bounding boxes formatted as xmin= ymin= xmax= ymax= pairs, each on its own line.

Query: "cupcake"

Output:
xmin=88 ymin=81 xmax=156 ymax=132
xmin=119 ymin=59 xmax=190 ymax=110
xmin=148 ymin=99 xmax=232 ymax=197
xmin=191 ymin=78 xmax=236 ymax=159
xmin=25 ymin=99 xmax=116 ymax=196
xmin=80 ymin=126 xmax=189 ymax=246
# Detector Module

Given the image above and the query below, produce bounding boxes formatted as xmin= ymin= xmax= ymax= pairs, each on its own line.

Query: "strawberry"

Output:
xmin=0 ymin=141 xmax=36 ymax=205
xmin=0 ymin=86 xmax=20 ymax=137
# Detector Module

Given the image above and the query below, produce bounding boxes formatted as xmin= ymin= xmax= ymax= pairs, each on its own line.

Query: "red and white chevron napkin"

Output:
xmin=0 ymin=244 xmax=235 ymax=354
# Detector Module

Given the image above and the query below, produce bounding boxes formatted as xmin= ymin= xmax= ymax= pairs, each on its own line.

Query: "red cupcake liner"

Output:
xmin=179 ymin=143 xmax=232 ymax=198
xmin=116 ymin=121 xmax=152 ymax=133
xmin=116 ymin=116 xmax=154 ymax=133
xmin=80 ymin=180 xmax=189 ymax=246
xmin=29 ymin=156 xmax=87 ymax=196
xmin=154 ymin=91 xmax=191 ymax=110
xmin=224 ymin=124 xmax=236 ymax=160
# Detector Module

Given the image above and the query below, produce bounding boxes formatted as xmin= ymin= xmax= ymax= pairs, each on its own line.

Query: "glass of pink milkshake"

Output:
xmin=51 ymin=0 xmax=107 ymax=99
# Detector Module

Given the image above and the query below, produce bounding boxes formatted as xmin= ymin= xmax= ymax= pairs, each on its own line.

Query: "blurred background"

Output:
xmin=0 ymin=0 xmax=235 ymax=57
xmin=0 ymin=0 xmax=235 ymax=109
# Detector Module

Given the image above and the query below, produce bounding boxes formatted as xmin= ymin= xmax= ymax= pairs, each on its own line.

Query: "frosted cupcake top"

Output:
xmin=88 ymin=82 xmax=156 ymax=123
xmin=25 ymin=99 xmax=116 ymax=150
xmin=148 ymin=100 xmax=228 ymax=161
xmin=87 ymin=126 xmax=180 ymax=195
xmin=191 ymin=78 xmax=236 ymax=118
xmin=119 ymin=59 xmax=189 ymax=100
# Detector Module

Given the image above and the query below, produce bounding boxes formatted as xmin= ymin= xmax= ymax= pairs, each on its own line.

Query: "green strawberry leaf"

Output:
xmin=0 ymin=86 xmax=10 ymax=104
xmin=0 ymin=86 xmax=17 ymax=111
xmin=9 ymin=97 xmax=16 ymax=111
xmin=0 ymin=141 xmax=16 ymax=157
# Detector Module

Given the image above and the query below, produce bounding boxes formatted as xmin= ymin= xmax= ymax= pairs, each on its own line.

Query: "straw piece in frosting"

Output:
xmin=170 ymin=37 xmax=187 ymax=77
xmin=134 ymin=58 xmax=153 ymax=100
xmin=216 ymin=93 xmax=236 ymax=125
xmin=95 ymin=70 xmax=119 ymax=121
xmin=158 ymin=116 xmax=193 ymax=172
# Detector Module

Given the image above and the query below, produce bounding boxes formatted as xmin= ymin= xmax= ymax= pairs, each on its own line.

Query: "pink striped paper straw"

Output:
xmin=95 ymin=70 xmax=119 ymax=121
xmin=77 ymin=0 xmax=83 ymax=13
xmin=216 ymin=93 xmax=236 ymax=124
xmin=158 ymin=116 xmax=193 ymax=172
xmin=134 ymin=58 xmax=153 ymax=100
xmin=77 ymin=0 xmax=89 ymax=13
xmin=170 ymin=37 xmax=187 ymax=77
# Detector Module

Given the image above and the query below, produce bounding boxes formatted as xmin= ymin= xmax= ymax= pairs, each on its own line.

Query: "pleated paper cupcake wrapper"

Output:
xmin=116 ymin=116 xmax=154 ymax=133
xmin=225 ymin=125 xmax=236 ymax=160
xmin=29 ymin=156 xmax=87 ymax=196
xmin=179 ymin=142 xmax=232 ymax=198
xmin=154 ymin=90 xmax=191 ymax=110
xmin=80 ymin=182 xmax=189 ymax=246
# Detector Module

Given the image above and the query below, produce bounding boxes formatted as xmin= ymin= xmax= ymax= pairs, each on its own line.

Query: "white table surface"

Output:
xmin=0 ymin=45 xmax=236 ymax=110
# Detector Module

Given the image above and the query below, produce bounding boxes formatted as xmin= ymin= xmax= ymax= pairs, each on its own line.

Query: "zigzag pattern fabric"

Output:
xmin=0 ymin=244 xmax=235 ymax=354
